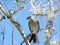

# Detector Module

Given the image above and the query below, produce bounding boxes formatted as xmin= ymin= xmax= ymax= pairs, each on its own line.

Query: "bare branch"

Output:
xmin=0 ymin=3 xmax=30 ymax=45
xmin=20 ymin=33 xmax=31 ymax=45
xmin=12 ymin=6 xmax=24 ymax=15
xmin=12 ymin=30 xmax=14 ymax=45
xmin=54 ymin=6 xmax=60 ymax=14
xmin=0 ymin=3 xmax=8 ymax=16
xmin=44 ymin=19 xmax=55 ymax=45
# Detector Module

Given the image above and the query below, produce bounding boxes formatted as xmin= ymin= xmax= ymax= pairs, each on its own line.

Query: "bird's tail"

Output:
xmin=29 ymin=33 xmax=39 ymax=43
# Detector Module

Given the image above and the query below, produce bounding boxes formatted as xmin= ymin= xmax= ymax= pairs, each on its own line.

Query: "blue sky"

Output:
xmin=0 ymin=0 xmax=60 ymax=45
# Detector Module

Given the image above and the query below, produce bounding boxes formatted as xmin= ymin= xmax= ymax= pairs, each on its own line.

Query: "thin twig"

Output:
xmin=12 ymin=29 xmax=14 ymax=45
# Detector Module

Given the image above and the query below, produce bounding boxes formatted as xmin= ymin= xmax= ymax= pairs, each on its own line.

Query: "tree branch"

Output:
xmin=0 ymin=3 xmax=30 ymax=45
xmin=0 ymin=3 xmax=8 ymax=16
xmin=12 ymin=6 xmax=24 ymax=15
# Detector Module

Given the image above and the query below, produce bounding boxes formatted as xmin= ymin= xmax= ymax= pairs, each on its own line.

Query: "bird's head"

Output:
xmin=26 ymin=16 xmax=37 ymax=22
xmin=26 ymin=16 xmax=31 ymax=20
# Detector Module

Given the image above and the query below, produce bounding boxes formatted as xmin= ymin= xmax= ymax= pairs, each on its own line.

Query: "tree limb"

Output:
xmin=0 ymin=3 xmax=30 ymax=45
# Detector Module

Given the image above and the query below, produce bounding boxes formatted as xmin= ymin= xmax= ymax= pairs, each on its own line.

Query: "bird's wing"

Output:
xmin=28 ymin=21 xmax=32 ymax=32
xmin=37 ymin=21 xmax=40 ymax=32
xmin=28 ymin=21 xmax=40 ymax=33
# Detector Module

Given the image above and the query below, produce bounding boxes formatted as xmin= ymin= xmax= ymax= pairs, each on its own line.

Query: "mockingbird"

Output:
xmin=27 ymin=16 xmax=40 ymax=43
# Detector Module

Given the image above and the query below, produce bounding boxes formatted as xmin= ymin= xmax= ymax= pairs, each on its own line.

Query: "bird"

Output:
xmin=27 ymin=16 xmax=40 ymax=43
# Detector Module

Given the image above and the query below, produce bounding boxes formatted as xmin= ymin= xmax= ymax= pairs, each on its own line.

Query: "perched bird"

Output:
xmin=27 ymin=16 xmax=40 ymax=43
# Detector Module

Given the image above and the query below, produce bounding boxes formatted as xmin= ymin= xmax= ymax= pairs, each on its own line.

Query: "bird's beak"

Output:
xmin=26 ymin=16 xmax=31 ymax=20
xmin=26 ymin=17 xmax=29 ymax=19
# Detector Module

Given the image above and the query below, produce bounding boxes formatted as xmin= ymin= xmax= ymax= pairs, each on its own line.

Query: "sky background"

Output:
xmin=0 ymin=0 xmax=60 ymax=45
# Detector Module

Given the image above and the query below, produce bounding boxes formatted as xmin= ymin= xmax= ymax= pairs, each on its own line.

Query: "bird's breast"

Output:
xmin=29 ymin=21 xmax=39 ymax=33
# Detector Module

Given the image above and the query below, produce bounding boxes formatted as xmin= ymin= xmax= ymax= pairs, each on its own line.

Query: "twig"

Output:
xmin=20 ymin=33 xmax=31 ymax=45
xmin=12 ymin=29 xmax=14 ymax=45
xmin=12 ymin=7 xmax=24 ymax=15
xmin=0 ymin=24 xmax=5 ymax=45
